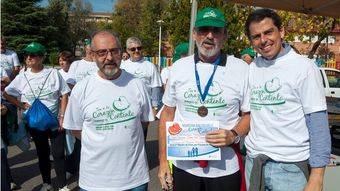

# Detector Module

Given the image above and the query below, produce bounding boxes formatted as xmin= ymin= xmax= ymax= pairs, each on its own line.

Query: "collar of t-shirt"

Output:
xmin=260 ymin=43 xmax=292 ymax=64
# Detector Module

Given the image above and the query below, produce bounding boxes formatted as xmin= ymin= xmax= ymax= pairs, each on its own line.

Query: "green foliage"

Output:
xmin=111 ymin=0 xmax=141 ymax=48
xmin=48 ymin=51 xmax=59 ymax=67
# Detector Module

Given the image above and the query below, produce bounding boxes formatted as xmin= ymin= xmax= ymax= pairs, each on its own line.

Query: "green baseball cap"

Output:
xmin=195 ymin=7 xmax=226 ymax=28
xmin=240 ymin=47 xmax=256 ymax=58
xmin=23 ymin=42 xmax=46 ymax=55
xmin=173 ymin=42 xmax=189 ymax=62
xmin=84 ymin=39 xmax=91 ymax=46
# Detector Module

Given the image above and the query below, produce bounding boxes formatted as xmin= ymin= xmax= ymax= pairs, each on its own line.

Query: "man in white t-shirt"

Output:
xmin=244 ymin=9 xmax=331 ymax=191
xmin=63 ymin=31 xmax=154 ymax=191
xmin=158 ymin=7 xmax=250 ymax=191
xmin=0 ymin=37 xmax=21 ymax=79
xmin=66 ymin=40 xmax=98 ymax=88
xmin=120 ymin=37 xmax=162 ymax=139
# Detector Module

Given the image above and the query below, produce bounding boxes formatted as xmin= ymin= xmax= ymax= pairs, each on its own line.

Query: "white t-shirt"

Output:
xmin=0 ymin=50 xmax=20 ymax=77
xmin=120 ymin=58 xmax=162 ymax=96
xmin=160 ymin=67 xmax=170 ymax=85
xmin=63 ymin=71 xmax=154 ymax=191
xmin=5 ymin=68 xmax=70 ymax=115
xmin=245 ymin=49 xmax=327 ymax=162
xmin=58 ymin=69 xmax=68 ymax=81
xmin=66 ymin=59 xmax=98 ymax=85
xmin=163 ymin=55 xmax=250 ymax=178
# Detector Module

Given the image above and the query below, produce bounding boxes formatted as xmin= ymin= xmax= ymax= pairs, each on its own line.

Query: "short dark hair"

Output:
xmin=245 ymin=8 xmax=282 ymax=39
xmin=58 ymin=51 xmax=74 ymax=63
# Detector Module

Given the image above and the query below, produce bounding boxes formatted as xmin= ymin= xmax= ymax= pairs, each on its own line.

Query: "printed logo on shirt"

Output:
xmin=24 ymin=84 xmax=54 ymax=101
xmin=75 ymin=69 xmax=97 ymax=82
xmin=250 ymin=77 xmax=286 ymax=111
xmin=133 ymin=68 xmax=147 ymax=80
xmin=0 ymin=57 xmax=12 ymax=71
xmin=183 ymin=81 xmax=227 ymax=115
xmin=92 ymin=96 xmax=137 ymax=130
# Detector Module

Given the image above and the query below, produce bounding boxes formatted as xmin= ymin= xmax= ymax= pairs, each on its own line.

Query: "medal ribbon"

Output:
xmin=194 ymin=56 xmax=221 ymax=103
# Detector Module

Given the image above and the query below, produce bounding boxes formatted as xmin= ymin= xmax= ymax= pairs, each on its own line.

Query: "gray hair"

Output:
xmin=91 ymin=30 xmax=122 ymax=50
xmin=126 ymin=37 xmax=142 ymax=48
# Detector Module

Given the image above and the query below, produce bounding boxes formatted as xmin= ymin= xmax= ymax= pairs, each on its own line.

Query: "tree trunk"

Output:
xmin=308 ymin=18 xmax=336 ymax=59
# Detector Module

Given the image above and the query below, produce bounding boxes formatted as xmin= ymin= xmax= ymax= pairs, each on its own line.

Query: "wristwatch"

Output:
xmin=230 ymin=129 xmax=240 ymax=144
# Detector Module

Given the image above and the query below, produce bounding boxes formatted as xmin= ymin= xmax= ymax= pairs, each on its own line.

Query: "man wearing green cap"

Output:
xmin=158 ymin=7 xmax=250 ymax=191
xmin=240 ymin=47 xmax=256 ymax=64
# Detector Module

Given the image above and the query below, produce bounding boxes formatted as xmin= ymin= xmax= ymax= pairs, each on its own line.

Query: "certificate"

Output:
xmin=166 ymin=121 xmax=221 ymax=160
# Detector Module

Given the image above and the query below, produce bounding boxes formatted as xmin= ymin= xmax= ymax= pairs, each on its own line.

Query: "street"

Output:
xmin=7 ymin=121 xmax=162 ymax=191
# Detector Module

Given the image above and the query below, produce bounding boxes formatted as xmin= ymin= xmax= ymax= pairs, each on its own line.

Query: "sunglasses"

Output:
xmin=25 ymin=54 xmax=40 ymax=58
xmin=93 ymin=48 xmax=121 ymax=57
xmin=196 ymin=27 xmax=224 ymax=35
xmin=128 ymin=47 xmax=142 ymax=52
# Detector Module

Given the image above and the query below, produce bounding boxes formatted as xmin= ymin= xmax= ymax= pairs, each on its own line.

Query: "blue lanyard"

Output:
xmin=194 ymin=56 xmax=221 ymax=103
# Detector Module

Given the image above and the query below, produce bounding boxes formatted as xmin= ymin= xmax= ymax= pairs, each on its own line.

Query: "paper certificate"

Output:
xmin=166 ymin=121 xmax=221 ymax=160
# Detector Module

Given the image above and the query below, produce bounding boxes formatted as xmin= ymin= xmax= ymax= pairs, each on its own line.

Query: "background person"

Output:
xmin=0 ymin=37 xmax=21 ymax=80
xmin=240 ymin=47 xmax=255 ymax=64
xmin=120 ymin=36 xmax=162 ymax=139
xmin=3 ymin=42 xmax=70 ymax=191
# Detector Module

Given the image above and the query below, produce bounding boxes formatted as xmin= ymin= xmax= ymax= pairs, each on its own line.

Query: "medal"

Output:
xmin=194 ymin=53 xmax=221 ymax=117
xmin=197 ymin=106 xmax=208 ymax=117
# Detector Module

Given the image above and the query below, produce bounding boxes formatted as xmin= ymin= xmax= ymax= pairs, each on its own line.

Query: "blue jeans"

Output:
xmin=79 ymin=183 xmax=148 ymax=191
xmin=245 ymin=156 xmax=307 ymax=191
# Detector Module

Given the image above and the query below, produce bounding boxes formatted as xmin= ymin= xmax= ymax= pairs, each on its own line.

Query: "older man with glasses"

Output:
xmin=120 ymin=37 xmax=162 ymax=140
xmin=158 ymin=7 xmax=250 ymax=191
xmin=63 ymin=31 xmax=154 ymax=191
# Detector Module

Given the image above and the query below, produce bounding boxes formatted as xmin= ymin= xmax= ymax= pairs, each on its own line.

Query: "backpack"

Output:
xmin=24 ymin=70 xmax=59 ymax=131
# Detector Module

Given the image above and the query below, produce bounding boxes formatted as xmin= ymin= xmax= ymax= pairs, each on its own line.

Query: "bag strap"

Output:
xmin=24 ymin=70 xmax=53 ymax=99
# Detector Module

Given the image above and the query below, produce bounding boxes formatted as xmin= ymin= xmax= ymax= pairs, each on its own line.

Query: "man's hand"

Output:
xmin=303 ymin=167 xmax=325 ymax=191
xmin=21 ymin=102 xmax=30 ymax=110
xmin=158 ymin=161 xmax=173 ymax=190
xmin=205 ymin=129 xmax=235 ymax=147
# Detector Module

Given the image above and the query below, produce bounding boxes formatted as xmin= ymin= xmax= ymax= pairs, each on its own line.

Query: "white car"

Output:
xmin=319 ymin=67 xmax=340 ymax=98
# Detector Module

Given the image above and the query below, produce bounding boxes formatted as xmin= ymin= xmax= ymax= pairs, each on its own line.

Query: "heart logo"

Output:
xmin=264 ymin=77 xmax=282 ymax=93
xmin=112 ymin=96 xmax=130 ymax=111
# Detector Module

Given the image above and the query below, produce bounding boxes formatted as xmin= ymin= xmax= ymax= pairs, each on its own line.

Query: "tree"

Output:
xmin=278 ymin=11 xmax=339 ymax=58
xmin=68 ymin=0 xmax=93 ymax=52
xmin=1 ymin=0 xmax=52 ymax=55
xmin=111 ymin=0 xmax=141 ymax=48
xmin=138 ymin=0 xmax=166 ymax=55
xmin=46 ymin=0 xmax=72 ymax=52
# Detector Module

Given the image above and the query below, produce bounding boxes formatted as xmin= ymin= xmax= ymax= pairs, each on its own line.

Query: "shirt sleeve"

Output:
xmin=297 ymin=62 xmax=327 ymax=114
xmin=305 ymin=110 xmax=331 ymax=167
xmin=137 ymin=80 xmax=155 ymax=122
xmin=55 ymin=69 xmax=71 ymax=95
xmin=240 ymin=64 xmax=250 ymax=112
xmin=162 ymin=66 xmax=177 ymax=107
xmin=63 ymin=86 xmax=84 ymax=130
xmin=149 ymin=63 xmax=162 ymax=88
xmin=12 ymin=52 xmax=20 ymax=67
xmin=4 ymin=74 xmax=22 ymax=98
xmin=65 ymin=61 xmax=77 ymax=85
xmin=1 ymin=68 xmax=8 ymax=78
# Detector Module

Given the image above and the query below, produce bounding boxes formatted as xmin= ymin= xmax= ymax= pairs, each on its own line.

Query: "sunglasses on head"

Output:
xmin=128 ymin=47 xmax=142 ymax=52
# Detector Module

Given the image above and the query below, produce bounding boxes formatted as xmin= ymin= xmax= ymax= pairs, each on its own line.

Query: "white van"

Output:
xmin=319 ymin=67 xmax=340 ymax=98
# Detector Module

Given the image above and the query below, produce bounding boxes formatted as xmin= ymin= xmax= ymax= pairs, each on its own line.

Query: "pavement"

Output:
xmin=7 ymin=121 xmax=162 ymax=191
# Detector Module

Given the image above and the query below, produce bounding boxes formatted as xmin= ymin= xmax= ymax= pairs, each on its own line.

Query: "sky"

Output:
xmin=39 ymin=0 xmax=115 ymax=13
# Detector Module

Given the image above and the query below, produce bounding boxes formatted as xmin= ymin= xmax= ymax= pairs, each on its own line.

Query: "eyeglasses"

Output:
xmin=128 ymin=47 xmax=142 ymax=52
xmin=93 ymin=48 xmax=121 ymax=57
xmin=196 ymin=27 xmax=224 ymax=35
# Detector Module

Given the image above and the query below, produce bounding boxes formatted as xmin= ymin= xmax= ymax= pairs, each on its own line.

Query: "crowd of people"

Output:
xmin=1 ymin=7 xmax=331 ymax=191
